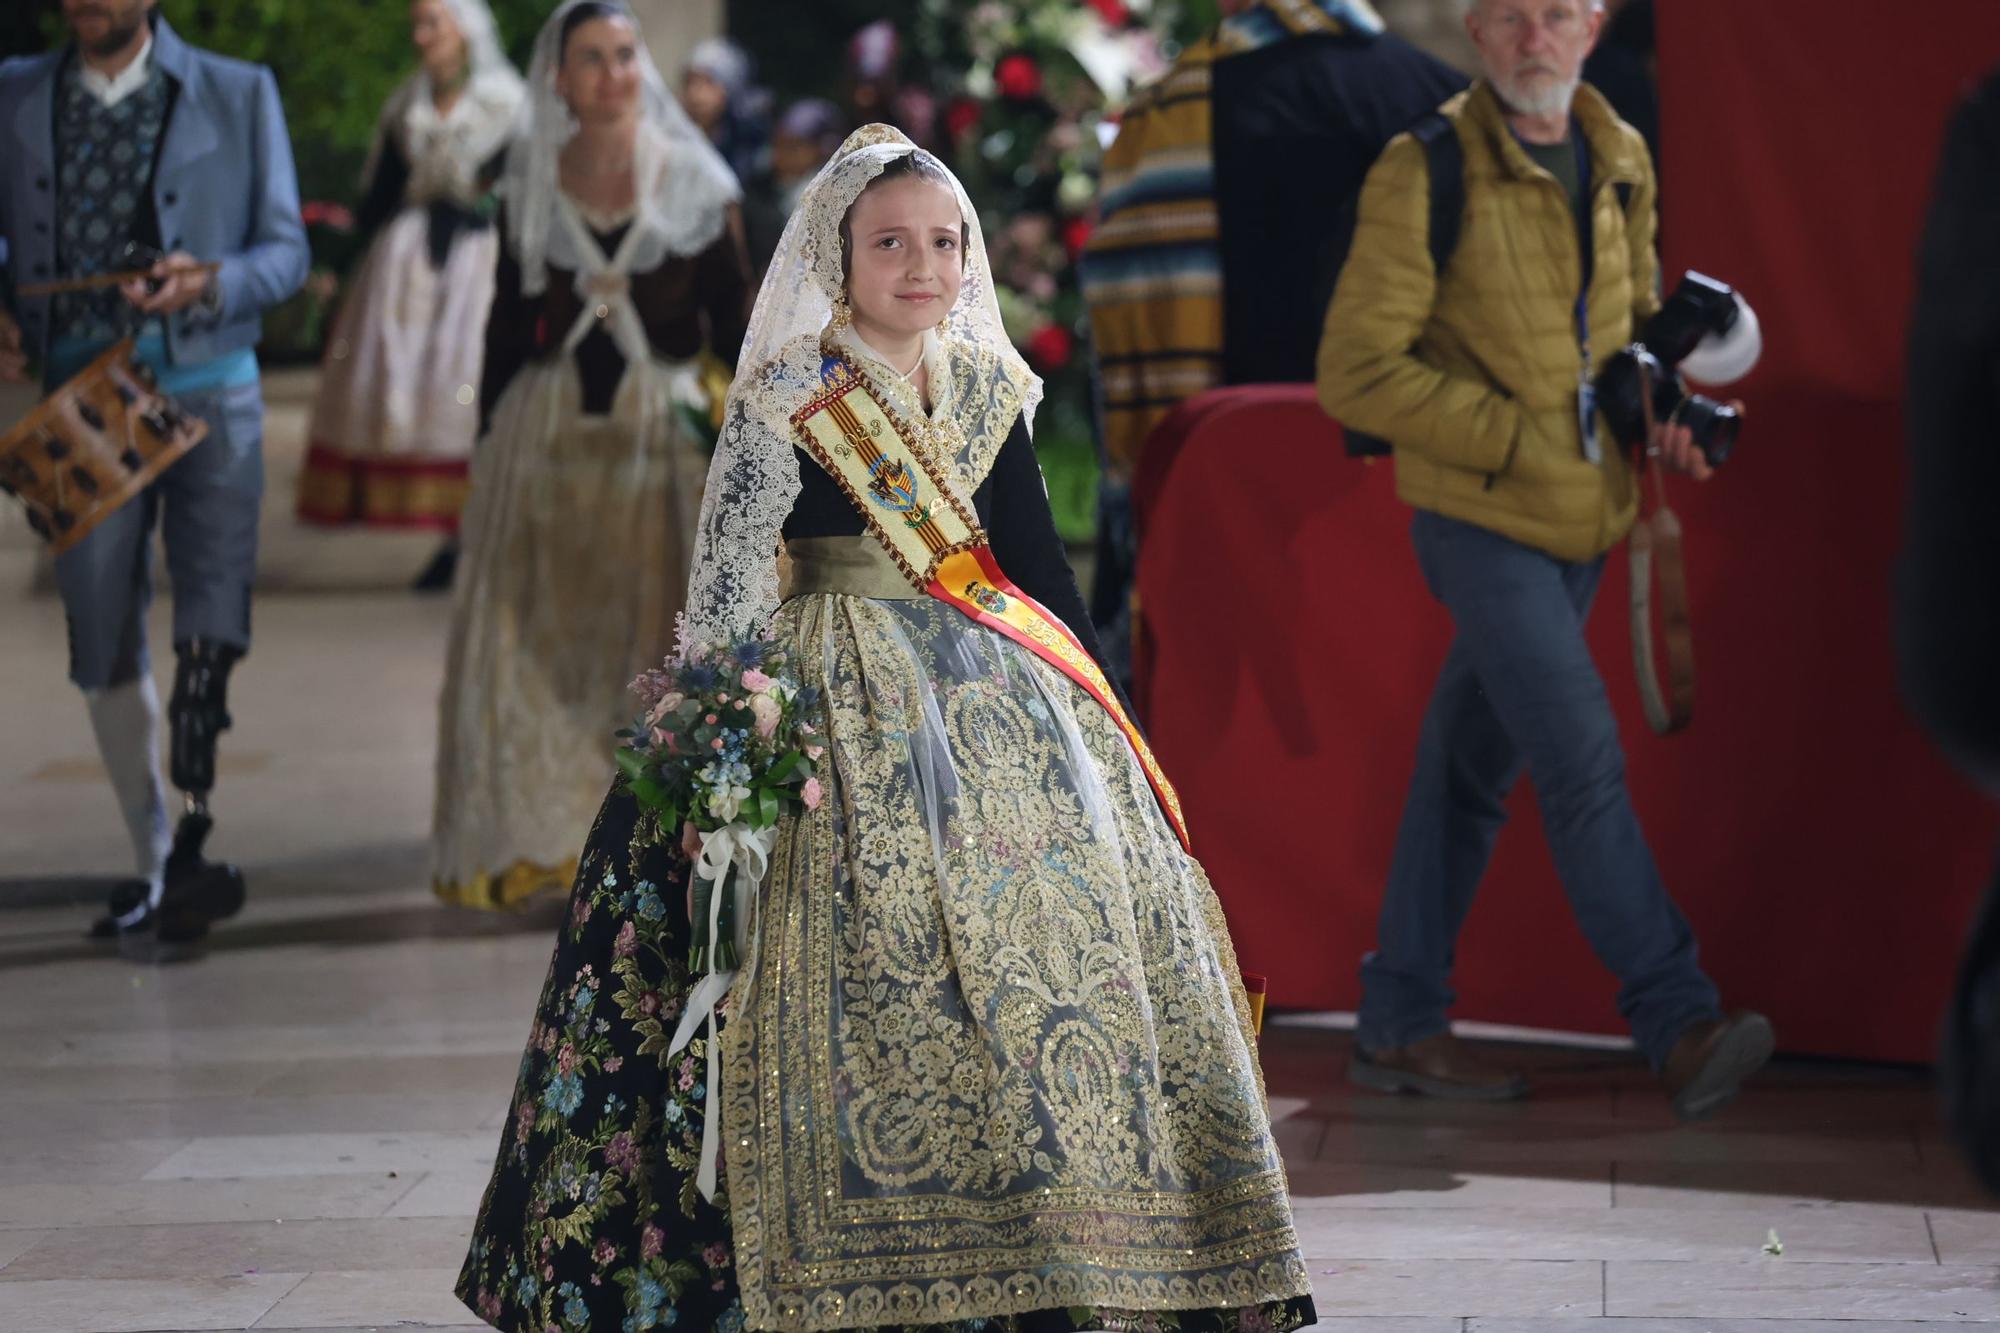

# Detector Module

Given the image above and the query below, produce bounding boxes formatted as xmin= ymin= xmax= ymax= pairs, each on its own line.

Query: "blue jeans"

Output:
xmin=54 ymin=380 xmax=265 ymax=690
xmin=1356 ymin=511 xmax=1721 ymax=1069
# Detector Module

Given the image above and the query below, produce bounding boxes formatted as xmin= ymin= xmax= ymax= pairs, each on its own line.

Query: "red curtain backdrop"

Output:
xmin=1131 ymin=2 xmax=2000 ymax=1063
xmin=1658 ymin=0 xmax=2000 ymax=400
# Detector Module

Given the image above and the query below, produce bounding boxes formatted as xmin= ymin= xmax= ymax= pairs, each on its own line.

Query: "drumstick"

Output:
xmin=16 ymin=263 xmax=223 ymax=299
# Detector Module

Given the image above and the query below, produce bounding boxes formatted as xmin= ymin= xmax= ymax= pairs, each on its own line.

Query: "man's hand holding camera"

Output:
xmin=1599 ymin=272 xmax=1760 ymax=481
xmin=1650 ymin=416 xmax=1716 ymax=482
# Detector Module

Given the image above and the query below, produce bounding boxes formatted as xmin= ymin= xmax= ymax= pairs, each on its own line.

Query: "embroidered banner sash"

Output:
xmin=792 ymin=354 xmax=1190 ymax=851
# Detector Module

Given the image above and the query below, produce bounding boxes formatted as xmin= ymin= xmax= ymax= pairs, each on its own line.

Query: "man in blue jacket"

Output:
xmin=0 ymin=0 xmax=307 ymax=957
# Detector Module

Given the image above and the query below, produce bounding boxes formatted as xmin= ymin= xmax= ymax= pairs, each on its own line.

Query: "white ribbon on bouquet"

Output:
xmin=666 ymin=820 xmax=775 ymax=1201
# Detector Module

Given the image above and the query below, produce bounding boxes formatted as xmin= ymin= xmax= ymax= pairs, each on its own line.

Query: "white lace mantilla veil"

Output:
xmin=361 ymin=0 xmax=526 ymax=194
xmin=680 ymin=123 xmax=1043 ymax=651
xmin=501 ymin=0 xmax=742 ymax=299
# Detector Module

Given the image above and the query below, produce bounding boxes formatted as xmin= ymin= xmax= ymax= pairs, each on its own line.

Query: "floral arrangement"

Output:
xmin=617 ymin=638 xmax=823 ymax=974
xmin=913 ymin=0 xmax=1211 ymax=541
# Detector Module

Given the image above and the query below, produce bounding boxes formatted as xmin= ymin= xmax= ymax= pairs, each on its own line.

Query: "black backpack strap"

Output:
xmin=1409 ymin=112 xmax=1465 ymax=276
xmin=1335 ymin=111 xmax=1465 ymax=460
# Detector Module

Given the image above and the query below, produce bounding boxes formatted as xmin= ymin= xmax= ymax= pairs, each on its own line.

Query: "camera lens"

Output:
xmin=1681 ymin=396 xmax=1741 ymax=467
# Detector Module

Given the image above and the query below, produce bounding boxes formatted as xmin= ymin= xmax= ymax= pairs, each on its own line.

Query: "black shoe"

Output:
xmin=100 ymin=817 xmax=248 ymax=960
xmin=87 ymin=877 xmax=153 ymax=940
xmin=113 ymin=892 xmax=214 ymax=963
xmin=413 ymin=542 xmax=458 ymax=593
xmin=112 ymin=860 xmax=246 ymax=964
xmin=165 ymin=811 xmax=247 ymax=923
xmin=172 ymin=856 xmax=247 ymax=924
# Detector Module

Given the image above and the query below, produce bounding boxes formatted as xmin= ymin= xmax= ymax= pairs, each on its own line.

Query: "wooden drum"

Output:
xmin=0 ymin=338 xmax=208 ymax=553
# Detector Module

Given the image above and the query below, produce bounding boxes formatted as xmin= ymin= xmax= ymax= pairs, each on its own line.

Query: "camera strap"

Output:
xmin=1628 ymin=367 xmax=1696 ymax=736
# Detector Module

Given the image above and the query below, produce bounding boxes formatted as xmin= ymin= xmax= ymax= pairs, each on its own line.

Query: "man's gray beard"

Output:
xmin=1496 ymin=69 xmax=1581 ymax=120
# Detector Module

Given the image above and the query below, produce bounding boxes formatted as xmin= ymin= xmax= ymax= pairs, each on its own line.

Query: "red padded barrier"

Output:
xmin=1132 ymin=381 xmax=1997 ymax=1062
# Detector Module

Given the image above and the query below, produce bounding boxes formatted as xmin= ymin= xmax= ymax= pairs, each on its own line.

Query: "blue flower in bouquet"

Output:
xmin=620 ymin=636 xmax=826 ymax=849
xmin=698 ymin=759 xmax=753 ymax=788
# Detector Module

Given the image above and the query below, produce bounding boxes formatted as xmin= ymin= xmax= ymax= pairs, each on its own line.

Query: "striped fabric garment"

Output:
xmin=1082 ymin=0 xmax=1384 ymax=471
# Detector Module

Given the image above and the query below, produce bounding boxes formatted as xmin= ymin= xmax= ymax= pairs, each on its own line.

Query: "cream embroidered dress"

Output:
xmin=431 ymin=3 xmax=744 ymax=909
xmin=297 ymin=0 xmax=523 ymax=529
xmin=456 ymin=123 xmax=1314 ymax=1333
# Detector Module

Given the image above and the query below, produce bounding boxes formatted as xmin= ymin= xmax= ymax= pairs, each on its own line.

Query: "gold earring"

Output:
xmin=830 ymin=292 xmax=852 ymax=333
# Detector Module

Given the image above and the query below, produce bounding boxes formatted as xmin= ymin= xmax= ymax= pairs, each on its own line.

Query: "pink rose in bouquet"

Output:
xmin=617 ymin=636 xmax=828 ymax=971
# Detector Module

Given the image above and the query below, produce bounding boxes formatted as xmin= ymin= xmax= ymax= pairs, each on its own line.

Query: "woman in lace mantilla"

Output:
xmin=456 ymin=125 xmax=1315 ymax=1333
xmin=431 ymin=0 xmax=749 ymax=911
xmin=297 ymin=0 xmax=524 ymax=530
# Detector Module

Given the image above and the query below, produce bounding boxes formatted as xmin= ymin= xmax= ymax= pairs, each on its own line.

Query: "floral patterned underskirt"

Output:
xmin=456 ymin=595 xmax=1316 ymax=1333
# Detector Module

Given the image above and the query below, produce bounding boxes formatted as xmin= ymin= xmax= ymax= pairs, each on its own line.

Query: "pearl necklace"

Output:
xmin=889 ymin=348 xmax=925 ymax=389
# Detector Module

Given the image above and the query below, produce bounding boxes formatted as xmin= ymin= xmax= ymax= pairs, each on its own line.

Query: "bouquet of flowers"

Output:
xmin=617 ymin=635 xmax=823 ymax=1203
xmin=617 ymin=638 xmax=824 ymax=974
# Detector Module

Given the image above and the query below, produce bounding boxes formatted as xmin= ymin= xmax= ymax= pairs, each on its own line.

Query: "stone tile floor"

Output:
xmin=2 ymin=506 xmax=1998 ymax=1332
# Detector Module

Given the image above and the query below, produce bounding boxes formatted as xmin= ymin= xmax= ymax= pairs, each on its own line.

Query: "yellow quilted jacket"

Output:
xmin=1316 ymin=80 xmax=1660 ymax=561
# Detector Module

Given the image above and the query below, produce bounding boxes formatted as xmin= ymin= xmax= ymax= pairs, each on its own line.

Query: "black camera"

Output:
xmin=1596 ymin=272 xmax=1750 ymax=466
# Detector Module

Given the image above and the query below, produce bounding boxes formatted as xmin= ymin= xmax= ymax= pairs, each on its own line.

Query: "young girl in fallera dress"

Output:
xmin=457 ymin=124 xmax=1315 ymax=1333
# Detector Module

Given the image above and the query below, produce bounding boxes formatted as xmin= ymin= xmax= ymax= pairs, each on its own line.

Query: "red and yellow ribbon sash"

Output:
xmin=792 ymin=355 xmax=1190 ymax=851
